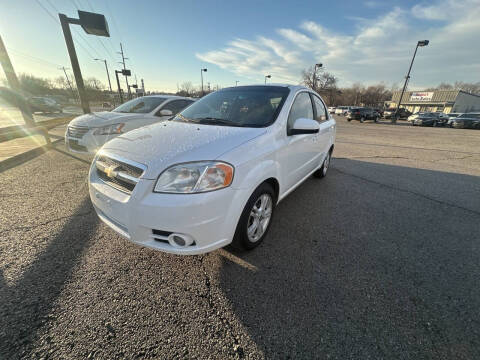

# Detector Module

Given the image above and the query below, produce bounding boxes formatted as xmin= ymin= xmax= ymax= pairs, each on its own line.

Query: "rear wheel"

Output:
xmin=314 ymin=150 xmax=331 ymax=179
xmin=232 ymin=183 xmax=275 ymax=250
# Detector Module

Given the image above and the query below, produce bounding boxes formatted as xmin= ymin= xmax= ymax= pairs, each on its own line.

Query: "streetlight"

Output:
xmin=235 ymin=80 xmax=239 ymax=86
xmin=313 ymin=63 xmax=322 ymax=90
xmin=94 ymin=58 xmax=112 ymax=93
xmin=264 ymin=75 xmax=271 ymax=84
xmin=59 ymin=10 xmax=110 ymax=114
xmin=394 ymin=40 xmax=429 ymax=122
xmin=200 ymin=68 xmax=207 ymax=96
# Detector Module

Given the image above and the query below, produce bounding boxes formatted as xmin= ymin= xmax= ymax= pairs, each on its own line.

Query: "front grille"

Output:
xmin=95 ymin=155 xmax=145 ymax=194
xmin=97 ymin=169 xmax=136 ymax=192
xmin=68 ymin=139 xmax=88 ymax=152
xmin=67 ymin=125 xmax=89 ymax=139
xmin=97 ymin=155 xmax=144 ymax=178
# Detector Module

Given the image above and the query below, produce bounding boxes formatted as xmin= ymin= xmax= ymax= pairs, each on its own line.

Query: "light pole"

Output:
xmin=235 ymin=80 xmax=239 ymax=86
xmin=264 ymin=75 xmax=271 ymax=84
xmin=59 ymin=10 xmax=110 ymax=114
xmin=313 ymin=63 xmax=322 ymax=90
xmin=394 ymin=40 xmax=429 ymax=122
xmin=94 ymin=58 xmax=112 ymax=93
xmin=200 ymin=68 xmax=207 ymax=96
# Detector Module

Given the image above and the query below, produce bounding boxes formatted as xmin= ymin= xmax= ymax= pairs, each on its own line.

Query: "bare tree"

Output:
xmin=301 ymin=66 xmax=337 ymax=92
xmin=176 ymin=81 xmax=195 ymax=97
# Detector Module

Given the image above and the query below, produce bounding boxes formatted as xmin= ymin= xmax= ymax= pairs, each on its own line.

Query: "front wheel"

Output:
xmin=314 ymin=150 xmax=331 ymax=179
xmin=360 ymin=117 xmax=365 ymax=123
xmin=374 ymin=116 xmax=379 ymax=123
xmin=232 ymin=183 xmax=275 ymax=250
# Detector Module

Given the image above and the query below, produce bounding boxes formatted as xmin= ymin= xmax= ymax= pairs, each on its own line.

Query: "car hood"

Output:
xmin=100 ymin=121 xmax=267 ymax=179
xmin=68 ymin=111 xmax=145 ymax=127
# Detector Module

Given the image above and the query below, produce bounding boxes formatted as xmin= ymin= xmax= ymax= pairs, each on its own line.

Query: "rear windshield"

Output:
xmin=175 ymin=86 xmax=290 ymax=128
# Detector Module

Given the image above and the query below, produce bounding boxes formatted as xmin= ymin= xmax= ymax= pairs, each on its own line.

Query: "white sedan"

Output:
xmin=89 ymin=84 xmax=336 ymax=255
xmin=65 ymin=95 xmax=194 ymax=154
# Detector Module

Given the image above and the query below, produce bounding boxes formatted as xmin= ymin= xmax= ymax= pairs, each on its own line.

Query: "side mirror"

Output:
xmin=288 ymin=118 xmax=320 ymax=136
xmin=159 ymin=109 xmax=173 ymax=117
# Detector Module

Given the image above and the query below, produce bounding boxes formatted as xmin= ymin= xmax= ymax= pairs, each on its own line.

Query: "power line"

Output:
xmin=35 ymin=0 xmax=96 ymax=60
xmin=71 ymin=0 xmax=117 ymax=64
xmin=104 ymin=0 xmax=123 ymax=43
xmin=6 ymin=47 xmax=63 ymax=68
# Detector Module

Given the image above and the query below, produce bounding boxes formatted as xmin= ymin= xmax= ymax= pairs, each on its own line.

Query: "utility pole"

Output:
xmin=60 ymin=66 xmax=77 ymax=100
xmin=118 ymin=43 xmax=130 ymax=99
xmin=0 ymin=35 xmax=34 ymax=126
xmin=59 ymin=13 xmax=91 ymax=113
xmin=115 ymin=70 xmax=123 ymax=103
xmin=141 ymin=78 xmax=145 ymax=94
xmin=235 ymin=81 xmax=239 ymax=86
xmin=94 ymin=59 xmax=112 ymax=92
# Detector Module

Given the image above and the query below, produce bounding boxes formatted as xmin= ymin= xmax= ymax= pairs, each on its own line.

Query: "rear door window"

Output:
xmin=311 ymin=94 xmax=328 ymax=122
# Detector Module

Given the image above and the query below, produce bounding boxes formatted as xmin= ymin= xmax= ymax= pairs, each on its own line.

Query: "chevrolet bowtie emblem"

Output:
xmin=105 ymin=165 xmax=119 ymax=178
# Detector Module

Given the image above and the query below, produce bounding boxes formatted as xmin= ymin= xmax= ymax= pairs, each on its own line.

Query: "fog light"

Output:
xmin=168 ymin=233 xmax=194 ymax=247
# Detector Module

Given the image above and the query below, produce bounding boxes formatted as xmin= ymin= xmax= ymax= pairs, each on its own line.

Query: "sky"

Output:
xmin=0 ymin=0 xmax=479 ymax=93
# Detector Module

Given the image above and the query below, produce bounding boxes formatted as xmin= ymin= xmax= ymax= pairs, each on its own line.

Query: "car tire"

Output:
xmin=374 ymin=116 xmax=379 ymax=123
xmin=360 ymin=117 xmax=365 ymax=123
xmin=347 ymin=118 xmax=352 ymax=122
xmin=313 ymin=149 xmax=331 ymax=179
xmin=433 ymin=120 xmax=437 ymax=127
xmin=231 ymin=183 xmax=276 ymax=251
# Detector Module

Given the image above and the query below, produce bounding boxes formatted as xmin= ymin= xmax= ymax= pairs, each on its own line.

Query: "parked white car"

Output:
xmin=89 ymin=84 xmax=336 ymax=255
xmin=65 ymin=96 xmax=194 ymax=154
xmin=328 ymin=106 xmax=336 ymax=114
xmin=334 ymin=106 xmax=351 ymax=115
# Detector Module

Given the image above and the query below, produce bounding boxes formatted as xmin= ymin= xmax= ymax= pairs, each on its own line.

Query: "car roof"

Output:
xmin=221 ymin=83 xmax=308 ymax=92
xmin=143 ymin=95 xmax=194 ymax=100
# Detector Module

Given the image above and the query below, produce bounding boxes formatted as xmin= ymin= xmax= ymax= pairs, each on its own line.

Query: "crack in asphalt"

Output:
xmin=331 ymin=166 xmax=480 ymax=217
xmin=338 ymin=154 xmax=475 ymax=163
xmin=336 ymin=140 xmax=480 ymax=155
xmin=196 ymin=255 xmax=244 ymax=358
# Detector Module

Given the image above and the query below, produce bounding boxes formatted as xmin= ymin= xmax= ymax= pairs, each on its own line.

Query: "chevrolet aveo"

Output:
xmin=89 ymin=85 xmax=336 ymax=254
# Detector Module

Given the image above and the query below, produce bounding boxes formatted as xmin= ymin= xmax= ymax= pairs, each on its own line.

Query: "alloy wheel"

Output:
xmin=247 ymin=194 xmax=273 ymax=242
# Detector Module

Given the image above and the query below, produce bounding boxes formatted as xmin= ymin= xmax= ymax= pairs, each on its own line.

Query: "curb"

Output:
xmin=0 ymin=116 xmax=75 ymax=134
xmin=0 ymin=138 xmax=64 ymax=173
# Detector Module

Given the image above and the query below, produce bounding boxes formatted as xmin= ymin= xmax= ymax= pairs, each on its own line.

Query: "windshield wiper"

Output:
xmin=194 ymin=117 xmax=243 ymax=127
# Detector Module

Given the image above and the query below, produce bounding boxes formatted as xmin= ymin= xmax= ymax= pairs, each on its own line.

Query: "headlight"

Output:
xmin=154 ymin=161 xmax=234 ymax=193
xmin=92 ymin=123 xmax=125 ymax=135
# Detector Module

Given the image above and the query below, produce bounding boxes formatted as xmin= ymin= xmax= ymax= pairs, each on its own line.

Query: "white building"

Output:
xmin=386 ymin=90 xmax=480 ymax=114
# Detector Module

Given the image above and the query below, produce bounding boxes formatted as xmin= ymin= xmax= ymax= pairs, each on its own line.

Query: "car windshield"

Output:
xmin=458 ymin=113 xmax=480 ymax=119
xmin=112 ymin=97 xmax=167 ymax=113
xmin=174 ymin=86 xmax=290 ymax=127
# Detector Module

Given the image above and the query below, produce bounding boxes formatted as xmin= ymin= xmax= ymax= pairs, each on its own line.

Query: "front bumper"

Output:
xmin=88 ymin=164 xmax=249 ymax=255
xmin=65 ymin=129 xmax=120 ymax=154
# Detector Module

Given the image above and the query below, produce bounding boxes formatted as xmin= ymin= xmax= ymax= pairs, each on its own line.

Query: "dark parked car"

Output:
xmin=412 ymin=113 xmax=448 ymax=127
xmin=346 ymin=107 xmax=380 ymax=122
xmin=29 ymin=97 xmax=63 ymax=113
xmin=450 ymin=113 xmax=480 ymax=129
xmin=383 ymin=108 xmax=412 ymax=120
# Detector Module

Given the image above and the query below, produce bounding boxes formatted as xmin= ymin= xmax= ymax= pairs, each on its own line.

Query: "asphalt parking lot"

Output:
xmin=1 ymin=116 xmax=479 ymax=359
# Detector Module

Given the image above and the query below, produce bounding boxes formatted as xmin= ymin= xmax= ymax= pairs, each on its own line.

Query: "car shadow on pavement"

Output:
xmin=0 ymin=197 xmax=98 ymax=359
xmin=218 ymin=160 xmax=480 ymax=359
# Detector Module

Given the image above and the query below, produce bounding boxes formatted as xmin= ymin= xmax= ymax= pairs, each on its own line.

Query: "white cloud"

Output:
xmin=196 ymin=0 xmax=480 ymax=88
